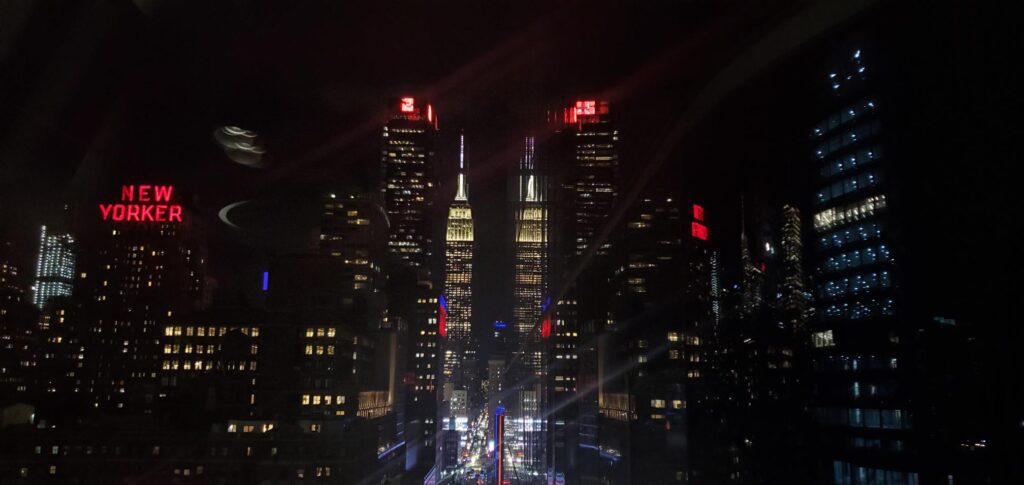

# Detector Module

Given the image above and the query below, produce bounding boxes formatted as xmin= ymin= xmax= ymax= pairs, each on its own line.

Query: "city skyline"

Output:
xmin=0 ymin=1 xmax=1015 ymax=484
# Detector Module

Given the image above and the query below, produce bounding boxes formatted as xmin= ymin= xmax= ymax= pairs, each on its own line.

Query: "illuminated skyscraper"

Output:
xmin=442 ymin=133 xmax=474 ymax=343
xmin=437 ymin=133 xmax=475 ymax=477
xmin=381 ymin=96 xmax=438 ymax=269
xmin=552 ymin=99 xmax=619 ymax=258
xmin=546 ymin=99 xmax=619 ymax=479
xmin=32 ymin=225 xmax=75 ymax=309
xmin=780 ymin=204 xmax=807 ymax=330
xmin=739 ymin=203 xmax=764 ymax=316
xmin=380 ymin=97 xmax=442 ymax=475
xmin=808 ymin=47 xmax=916 ymax=485
xmin=509 ymin=136 xmax=549 ymax=478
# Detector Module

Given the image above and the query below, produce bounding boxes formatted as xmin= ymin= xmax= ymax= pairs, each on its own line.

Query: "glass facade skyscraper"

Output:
xmin=808 ymin=47 xmax=917 ymax=485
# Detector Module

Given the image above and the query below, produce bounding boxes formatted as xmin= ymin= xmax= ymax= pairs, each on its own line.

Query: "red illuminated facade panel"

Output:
xmin=691 ymin=221 xmax=709 ymax=241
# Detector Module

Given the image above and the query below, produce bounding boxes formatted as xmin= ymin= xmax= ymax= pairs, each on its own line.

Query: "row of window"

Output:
xmin=817 ymin=171 xmax=881 ymax=205
xmin=832 ymin=460 xmax=919 ymax=485
xmin=818 ymin=222 xmax=884 ymax=250
xmin=815 ymin=121 xmax=881 ymax=160
xmin=821 ymin=146 xmax=881 ymax=179
xmin=819 ymin=271 xmax=892 ymax=299
xmin=850 ymin=381 xmax=896 ymax=399
xmin=650 ymin=399 xmax=686 ymax=409
xmin=164 ymin=326 xmax=259 ymax=337
xmin=812 ymin=99 xmax=877 ymax=138
xmin=849 ymin=437 xmax=904 ymax=452
xmin=822 ymin=245 xmax=892 ymax=273
xmin=815 ymin=406 xmax=911 ymax=430
xmin=814 ymin=195 xmax=887 ymax=232
xmin=301 ymin=394 xmax=346 ymax=406
xmin=822 ymin=298 xmax=895 ymax=319
xmin=814 ymin=354 xmax=898 ymax=373
xmin=162 ymin=360 xmax=256 ymax=371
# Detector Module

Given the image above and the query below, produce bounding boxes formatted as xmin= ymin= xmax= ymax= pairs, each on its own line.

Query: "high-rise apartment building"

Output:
xmin=31 ymin=226 xmax=75 ymax=309
xmin=66 ymin=184 xmax=209 ymax=414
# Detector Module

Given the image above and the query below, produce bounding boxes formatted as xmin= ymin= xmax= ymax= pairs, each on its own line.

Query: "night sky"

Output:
xmin=1 ymin=1 xmax=1013 ymax=336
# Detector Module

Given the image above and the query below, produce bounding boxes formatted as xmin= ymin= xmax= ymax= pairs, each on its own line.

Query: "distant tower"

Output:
xmin=780 ymin=204 xmax=807 ymax=331
xmin=32 ymin=226 xmax=75 ymax=309
xmin=512 ymin=137 xmax=549 ymax=376
xmin=710 ymin=249 xmax=722 ymax=328
xmin=510 ymin=136 xmax=549 ymax=477
xmin=739 ymin=200 xmax=764 ymax=316
xmin=438 ymin=132 xmax=475 ymax=476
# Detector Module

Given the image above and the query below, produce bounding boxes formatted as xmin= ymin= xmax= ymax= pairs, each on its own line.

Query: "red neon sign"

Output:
xmin=400 ymin=97 xmax=415 ymax=113
xmin=541 ymin=315 xmax=552 ymax=339
xmin=691 ymin=221 xmax=708 ymax=241
xmin=692 ymin=204 xmax=705 ymax=222
xmin=99 ymin=185 xmax=182 ymax=223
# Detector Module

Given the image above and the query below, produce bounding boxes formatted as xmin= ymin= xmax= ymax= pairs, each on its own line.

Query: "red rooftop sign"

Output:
xmin=99 ymin=185 xmax=182 ymax=223
xmin=400 ymin=97 xmax=415 ymax=113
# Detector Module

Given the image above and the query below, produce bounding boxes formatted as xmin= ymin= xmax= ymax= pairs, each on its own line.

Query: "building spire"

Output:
xmin=740 ymin=196 xmax=750 ymax=262
xmin=459 ymin=130 xmax=465 ymax=170
xmin=455 ymin=131 xmax=469 ymax=201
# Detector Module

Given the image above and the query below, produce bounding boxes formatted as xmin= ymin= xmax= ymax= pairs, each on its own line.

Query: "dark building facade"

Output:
xmin=806 ymin=44 xmax=919 ymax=485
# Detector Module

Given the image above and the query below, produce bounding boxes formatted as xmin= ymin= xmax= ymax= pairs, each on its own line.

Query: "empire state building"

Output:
xmin=438 ymin=132 xmax=475 ymax=477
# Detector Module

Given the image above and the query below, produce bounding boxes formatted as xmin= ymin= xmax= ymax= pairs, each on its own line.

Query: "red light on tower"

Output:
xmin=400 ymin=97 xmax=415 ymax=113
xmin=426 ymin=104 xmax=433 ymax=122
xmin=575 ymin=99 xmax=597 ymax=116
xmin=692 ymin=204 xmax=705 ymax=222
xmin=691 ymin=221 xmax=709 ymax=241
